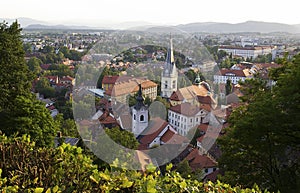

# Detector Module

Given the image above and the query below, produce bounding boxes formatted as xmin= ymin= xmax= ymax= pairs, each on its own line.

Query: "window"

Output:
xmin=140 ymin=115 xmax=144 ymax=122
xmin=172 ymin=80 xmax=176 ymax=89
xmin=133 ymin=114 xmax=136 ymax=120
xmin=165 ymin=81 xmax=168 ymax=89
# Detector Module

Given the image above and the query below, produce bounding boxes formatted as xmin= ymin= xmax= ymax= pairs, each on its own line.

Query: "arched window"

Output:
xmin=133 ymin=114 xmax=136 ymax=120
xmin=140 ymin=115 xmax=144 ymax=122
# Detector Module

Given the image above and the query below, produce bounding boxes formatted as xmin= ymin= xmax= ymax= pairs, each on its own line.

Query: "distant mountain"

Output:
xmin=0 ymin=17 xmax=48 ymax=27
xmin=175 ymin=21 xmax=300 ymax=33
xmin=1 ymin=17 xmax=300 ymax=33
xmin=25 ymin=24 xmax=98 ymax=30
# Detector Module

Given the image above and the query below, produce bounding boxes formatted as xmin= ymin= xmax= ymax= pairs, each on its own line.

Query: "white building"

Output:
xmin=168 ymin=103 xmax=208 ymax=136
xmin=214 ymin=69 xmax=252 ymax=84
xmin=218 ymin=46 xmax=274 ymax=59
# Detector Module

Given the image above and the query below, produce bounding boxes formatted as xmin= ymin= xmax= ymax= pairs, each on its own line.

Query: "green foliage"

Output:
xmin=47 ymin=63 xmax=74 ymax=77
xmin=105 ymin=127 xmax=139 ymax=149
xmin=0 ymin=21 xmax=57 ymax=147
xmin=0 ymin=134 xmax=272 ymax=192
xmin=218 ymin=54 xmax=300 ymax=193
xmin=35 ymin=77 xmax=56 ymax=98
xmin=0 ymin=21 xmax=33 ymax=108
xmin=27 ymin=57 xmax=42 ymax=76
xmin=225 ymin=78 xmax=233 ymax=95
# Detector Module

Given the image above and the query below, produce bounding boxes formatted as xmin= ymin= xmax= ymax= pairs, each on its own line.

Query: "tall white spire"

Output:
xmin=161 ymin=35 xmax=178 ymax=98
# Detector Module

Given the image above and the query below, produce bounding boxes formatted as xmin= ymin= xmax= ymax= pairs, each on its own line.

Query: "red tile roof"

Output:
xmin=98 ymin=110 xmax=118 ymax=125
xmin=197 ymin=96 xmax=212 ymax=104
xmin=218 ymin=69 xmax=247 ymax=77
xmin=185 ymin=149 xmax=217 ymax=170
xmin=204 ymin=169 xmax=220 ymax=182
xmin=60 ymin=76 xmax=74 ymax=81
xmin=161 ymin=131 xmax=189 ymax=145
xmin=139 ymin=117 xmax=169 ymax=146
xmin=169 ymin=103 xmax=201 ymax=117
xmin=102 ymin=75 xmax=119 ymax=85
xmin=170 ymin=91 xmax=184 ymax=101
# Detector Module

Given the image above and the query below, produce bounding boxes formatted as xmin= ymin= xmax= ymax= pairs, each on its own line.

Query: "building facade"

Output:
xmin=168 ymin=103 xmax=208 ymax=136
xmin=218 ymin=46 xmax=274 ymax=59
xmin=213 ymin=69 xmax=251 ymax=84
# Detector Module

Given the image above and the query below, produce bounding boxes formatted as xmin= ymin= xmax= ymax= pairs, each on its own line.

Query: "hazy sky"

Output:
xmin=1 ymin=0 xmax=299 ymax=25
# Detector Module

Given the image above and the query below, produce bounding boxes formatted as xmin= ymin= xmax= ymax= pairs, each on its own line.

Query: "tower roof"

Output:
xmin=134 ymin=84 xmax=146 ymax=110
xmin=194 ymin=73 xmax=201 ymax=85
xmin=166 ymin=37 xmax=174 ymax=65
xmin=163 ymin=36 xmax=177 ymax=77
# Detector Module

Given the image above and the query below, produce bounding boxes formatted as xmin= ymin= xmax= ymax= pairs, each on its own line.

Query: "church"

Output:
xmin=161 ymin=37 xmax=178 ymax=98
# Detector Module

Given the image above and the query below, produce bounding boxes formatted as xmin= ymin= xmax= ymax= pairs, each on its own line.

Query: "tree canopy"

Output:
xmin=0 ymin=21 xmax=57 ymax=147
xmin=218 ymin=54 xmax=300 ymax=193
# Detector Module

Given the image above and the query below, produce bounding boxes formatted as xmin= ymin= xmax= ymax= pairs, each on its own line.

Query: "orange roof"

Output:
xmin=170 ymin=91 xmax=184 ymax=101
xmin=108 ymin=78 xmax=156 ymax=97
xmin=185 ymin=148 xmax=217 ymax=170
xmin=169 ymin=103 xmax=201 ymax=117
xmin=102 ymin=75 xmax=119 ymax=84
xmin=161 ymin=130 xmax=189 ymax=145
xmin=60 ymin=76 xmax=74 ymax=81
xmin=139 ymin=117 xmax=169 ymax=146
xmin=198 ymin=123 xmax=209 ymax=133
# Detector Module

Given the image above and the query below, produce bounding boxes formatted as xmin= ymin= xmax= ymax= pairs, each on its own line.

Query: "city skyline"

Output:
xmin=1 ymin=0 xmax=299 ymax=28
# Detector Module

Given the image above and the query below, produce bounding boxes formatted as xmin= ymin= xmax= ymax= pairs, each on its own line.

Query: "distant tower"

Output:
xmin=193 ymin=73 xmax=201 ymax=86
xmin=161 ymin=36 xmax=178 ymax=98
xmin=132 ymin=84 xmax=149 ymax=137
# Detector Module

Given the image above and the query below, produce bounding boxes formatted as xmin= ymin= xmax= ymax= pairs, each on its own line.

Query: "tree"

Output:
xmin=0 ymin=21 xmax=57 ymax=147
xmin=0 ymin=135 xmax=270 ymax=192
xmin=218 ymin=54 xmax=300 ymax=192
xmin=27 ymin=57 xmax=42 ymax=76
xmin=225 ymin=79 xmax=232 ymax=95
xmin=176 ymin=160 xmax=192 ymax=178
xmin=105 ymin=127 xmax=139 ymax=149
xmin=35 ymin=77 xmax=56 ymax=98
xmin=0 ymin=21 xmax=33 ymax=108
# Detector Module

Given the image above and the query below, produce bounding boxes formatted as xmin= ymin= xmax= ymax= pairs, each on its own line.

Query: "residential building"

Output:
xmin=169 ymin=84 xmax=214 ymax=107
xmin=185 ymin=148 xmax=218 ymax=177
xmin=138 ymin=117 xmax=188 ymax=149
xmin=105 ymin=77 xmax=157 ymax=103
xmin=168 ymin=103 xmax=208 ymax=136
xmin=213 ymin=69 xmax=252 ymax=84
xmin=218 ymin=45 xmax=275 ymax=59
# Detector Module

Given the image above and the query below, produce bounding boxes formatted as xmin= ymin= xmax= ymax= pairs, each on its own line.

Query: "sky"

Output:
xmin=1 ymin=0 xmax=299 ymax=26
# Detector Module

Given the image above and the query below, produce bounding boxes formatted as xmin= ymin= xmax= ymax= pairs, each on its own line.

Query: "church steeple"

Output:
xmin=166 ymin=36 xmax=174 ymax=65
xmin=132 ymin=83 xmax=148 ymax=137
xmin=134 ymin=84 xmax=145 ymax=110
xmin=161 ymin=35 xmax=178 ymax=98
xmin=163 ymin=36 xmax=177 ymax=77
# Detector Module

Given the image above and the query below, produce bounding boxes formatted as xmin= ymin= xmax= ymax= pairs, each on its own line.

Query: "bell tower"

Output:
xmin=132 ymin=84 xmax=149 ymax=137
xmin=161 ymin=36 xmax=178 ymax=98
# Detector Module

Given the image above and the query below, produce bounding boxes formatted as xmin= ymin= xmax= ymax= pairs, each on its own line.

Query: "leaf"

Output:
xmin=34 ymin=188 xmax=44 ymax=193
xmin=122 ymin=180 xmax=133 ymax=188
xmin=166 ymin=163 xmax=173 ymax=172
xmin=52 ymin=185 xmax=59 ymax=193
